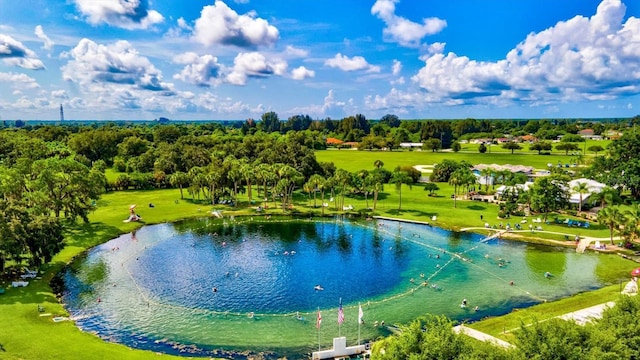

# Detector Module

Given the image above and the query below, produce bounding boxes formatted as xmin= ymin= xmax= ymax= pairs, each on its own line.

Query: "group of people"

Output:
xmin=460 ymin=298 xmax=480 ymax=312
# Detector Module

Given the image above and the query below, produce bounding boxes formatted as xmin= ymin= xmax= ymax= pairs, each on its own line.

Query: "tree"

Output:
xmin=449 ymin=168 xmax=469 ymax=208
xmin=379 ymin=114 xmax=400 ymax=128
xmin=306 ymin=174 xmax=325 ymax=208
xmin=588 ymin=145 xmax=605 ymax=157
xmin=390 ymin=169 xmax=413 ymax=210
xmin=598 ymin=206 xmax=623 ymax=244
xmin=451 ymin=141 xmax=461 ymax=152
xmin=374 ymin=159 xmax=384 ymax=169
xmin=530 ymin=141 xmax=553 ymax=154
xmin=370 ymin=315 xmax=502 ymax=359
xmin=572 ymin=181 xmax=590 ymax=213
xmin=333 ymin=169 xmax=352 ymax=211
xmin=168 ymin=171 xmax=189 ymax=199
xmin=424 ymin=182 xmax=439 ymax=196
xmin=369 ymin=169 xmax=386 ymax=211
xmin=422 ymin=138 xmax=442 ymax=152
xmin=530 ymin=176 xmax=569 ymax=221
xmin=30 ymin=157 xmax=104 ymax=222
xmin=260 ymin=111 xmax=281 ymax=133
xmin=556 ymin=142 xmax=580 ymax=155
xmin=501 ymin=141 xmax=522 ymax=154
xmin=478 ymin=143 xmax=487 ymax=153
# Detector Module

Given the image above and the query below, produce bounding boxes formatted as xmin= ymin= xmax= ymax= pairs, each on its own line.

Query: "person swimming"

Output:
xmin=314 ymin=285 xmax=324 ymax=291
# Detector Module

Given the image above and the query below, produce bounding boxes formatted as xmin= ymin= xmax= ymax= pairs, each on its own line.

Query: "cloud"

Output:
xmin=410 ymin=0 xmax=640 ymax=105
xmin=392 ymin=59 xmax=402 ymax=75
xmin=73 ymin=0 xmax=163 ymax=30
xmin=51 ymin=89 xmax=69 ymax=99
xmin=226 ymin=52 xmax=287 ymax=85
xmin=193 ymin=1 xmax=279 ymax=48
xmin=325 ymin=53 xmax=381 ymax=73
xmin=285 ymin=45 xmax=308 ymax=58
xmin=62 ymin=38 xmax=173 ymax=92
xmin=0 ymin=72 xmax=40 ymax=89
xmin=173 ymin=52 xmax=225 ymax=87
xmin=291 ymin=66 xmax=315 ymax=80
xmin=34 ymin=25 xmax=54 ymax=51
xmin=0 ymin=34 xmax=45 ymax=70
xmin=371 ymin=0 xmax=446 ymax=48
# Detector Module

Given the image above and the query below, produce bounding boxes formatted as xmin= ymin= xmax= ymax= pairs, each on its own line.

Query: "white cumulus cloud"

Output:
xmin=173 ymin=52 xmax=225 ymax=87
xmin=34 ymin=25 xmax=54 ymax=51
xmin=371 ymin=0 xmax=447 ymax=48
xmin=325 ymin=53 xmax=381 ymax=73
xmin=62 ymin=38 xmax=173 ymax=92
xmin=410 ymin=0 xmax=640 ymax=105
xmin=0 ymin=34 xmax=45 ymax=70
xmin=226 ymin=52 xmax=287 ymax=85
xmin=0 ymin=72 xmax=40 ymax=89
xmin=74 ymin=0 xmax=164 ymax=30
xmin=291 ymin=66 xmax=315 ymax=80
xmin=193 ymin=1 xmax=279 ymax=48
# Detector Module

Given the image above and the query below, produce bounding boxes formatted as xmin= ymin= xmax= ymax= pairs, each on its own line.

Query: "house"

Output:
xmin=578 ymin=129 xmax=603 ymax=140
xmin=519 ymin=135 xmax=538 ymax=143
xmin=399 ymin=142 xmax=424 ymax=149
xmin=567 ymin=178 xmax=606 ymax=206
xmin=605 ymin=130 xmax=623 ymax=140
xmin=326 ymin=137 xmax=344 ymax=146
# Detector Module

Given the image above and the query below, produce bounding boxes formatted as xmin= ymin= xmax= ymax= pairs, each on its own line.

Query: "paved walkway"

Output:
xmin=456 ymin=301 xmax=616 ymax=348
xmin=558 ymin=301 xmax=615 ymax=325
xmin=453 ymin=325 xmax=515 ymax=349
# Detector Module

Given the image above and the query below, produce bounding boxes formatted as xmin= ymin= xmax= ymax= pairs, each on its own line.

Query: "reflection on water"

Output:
xmin=62 ymin=217 xmax=631 ymax=357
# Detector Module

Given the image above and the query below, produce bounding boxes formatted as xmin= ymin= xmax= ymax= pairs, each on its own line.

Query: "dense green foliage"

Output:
xmin=373 ymin=295 xmax=640 ymax=360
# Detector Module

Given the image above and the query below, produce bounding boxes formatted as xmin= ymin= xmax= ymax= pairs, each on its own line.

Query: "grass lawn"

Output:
xmin=468 ymin=284 xmax=625 ymax=342
xmin=0 ymin=181 xmax=629 ymax=359
xmin=315 ymin=149 xmax=578 ymax=172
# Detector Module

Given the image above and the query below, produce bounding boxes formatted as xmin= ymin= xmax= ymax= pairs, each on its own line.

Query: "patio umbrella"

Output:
xmin=631 ymin=268 xmax=640 ymax=277
xmin=129 ymin=204 xmax=137 ymax=210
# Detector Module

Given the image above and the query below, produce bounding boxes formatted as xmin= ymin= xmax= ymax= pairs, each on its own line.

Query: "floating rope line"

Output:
xmin=111 ymin=217 xmax=545 ymax=320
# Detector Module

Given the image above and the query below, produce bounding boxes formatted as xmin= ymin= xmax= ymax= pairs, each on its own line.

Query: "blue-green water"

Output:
xmin=62 ymin=217 xmax=631 ymax=357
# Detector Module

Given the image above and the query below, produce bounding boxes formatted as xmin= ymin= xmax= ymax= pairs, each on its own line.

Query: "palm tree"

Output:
xmin=594 ymin=186 xmax=620 ymax=208
xmin=598 ymin=206 xmax=623 ymax=244
xmin=572 ymin=181 xmax=590 ymax=213
xmin=449 ymin=169 xmax=464 ymax=208
xmin=168 ymin=171 xmax=189 ymax=199
xmin=333 ymin=169 xmax=352 ymax=211
xmin=624 ymin=203 xmax=640 ymax=243
xmin=240 ymin=161 xmax=255 ymax=204
xmin=390 ymin=170 xmax=412 ymax=210
xmin=479 ymin=168 xmax=492 ymax=191
xmin=307 ymin=174 xmax=325 ymax=208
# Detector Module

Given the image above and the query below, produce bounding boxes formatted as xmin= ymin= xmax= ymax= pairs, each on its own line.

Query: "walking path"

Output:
xmin=456 ymin=301 xmax=616 ymax=348
xmin=453 ymin=325 xmax=515 ymax=349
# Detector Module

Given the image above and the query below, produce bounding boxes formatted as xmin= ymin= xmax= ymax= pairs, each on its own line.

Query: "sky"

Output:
xmin=0 ymin=0 xmax=639 ymax=121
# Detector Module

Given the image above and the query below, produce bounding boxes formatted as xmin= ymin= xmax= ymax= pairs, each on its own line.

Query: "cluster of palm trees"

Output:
xmin=165 ymin=157 xmax=417 ymax=213
xmin=597 ymin=189 xmax=637 ymax=245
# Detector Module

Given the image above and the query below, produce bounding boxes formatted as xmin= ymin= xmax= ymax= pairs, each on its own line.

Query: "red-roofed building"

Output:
xmin=326 ymin=137 xmax=344 ymax=145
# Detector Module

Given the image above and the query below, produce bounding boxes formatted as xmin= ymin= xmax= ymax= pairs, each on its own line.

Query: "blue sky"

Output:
xmin=0 ymin=0 xmax=639 ymax=120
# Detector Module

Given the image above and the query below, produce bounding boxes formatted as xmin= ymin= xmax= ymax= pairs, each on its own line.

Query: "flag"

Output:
xmin=337 ymin=298 xmax=344 ymax=325
xmin=316 ymin=309 xmax=322 ymax=329
xmin=358 ymin=304 xmax=364 ymax=324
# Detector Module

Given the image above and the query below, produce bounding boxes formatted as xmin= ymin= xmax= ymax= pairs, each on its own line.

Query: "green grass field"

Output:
xmin=0 ymin=145 xmax=628 ymax=359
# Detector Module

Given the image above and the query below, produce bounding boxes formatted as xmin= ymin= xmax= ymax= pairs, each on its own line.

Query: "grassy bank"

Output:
xmin=0 ymin=180 xmax=632 ymax=359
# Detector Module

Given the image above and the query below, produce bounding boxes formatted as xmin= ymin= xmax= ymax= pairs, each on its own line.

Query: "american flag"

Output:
xmin=316 ymin=309 xmax=322 ymax=329
xmin=337 ymin=298 xmax=344 ymax=325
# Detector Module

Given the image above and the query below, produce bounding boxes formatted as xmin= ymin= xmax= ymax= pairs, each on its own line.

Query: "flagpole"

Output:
xmin=338 ymin=297 xmax=342 ymax=337
xmin=317 ymin=307 xmax=321 ymax=353
xmin=358 ymin=302 xmax=361 ymax=345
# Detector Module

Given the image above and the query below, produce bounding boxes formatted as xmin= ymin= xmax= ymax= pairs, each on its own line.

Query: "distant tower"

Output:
xmin=60 ymin=104 xmax=64 ymax=121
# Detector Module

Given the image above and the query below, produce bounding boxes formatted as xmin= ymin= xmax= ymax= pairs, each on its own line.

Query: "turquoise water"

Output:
xmin=62 ymin=217 xmax=631 ymax=357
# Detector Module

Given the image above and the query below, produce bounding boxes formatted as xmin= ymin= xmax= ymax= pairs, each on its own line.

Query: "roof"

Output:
xmin=326 ymin=137 xmax=344 ymax=145
xmin=473 ymin=163 xmax=534 ymax=174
